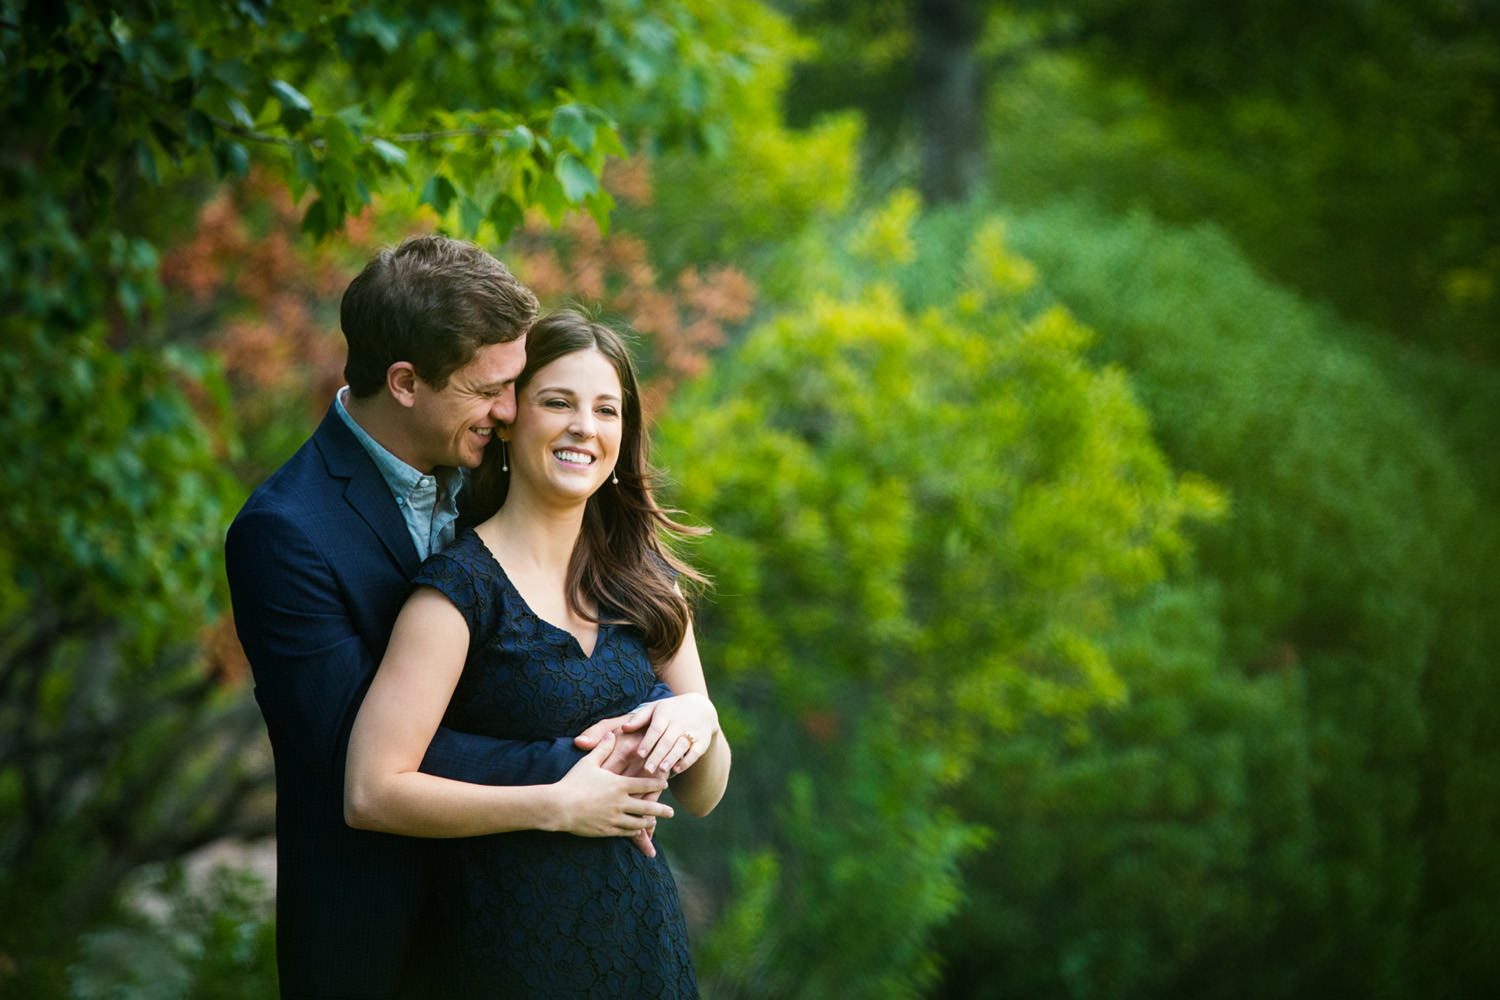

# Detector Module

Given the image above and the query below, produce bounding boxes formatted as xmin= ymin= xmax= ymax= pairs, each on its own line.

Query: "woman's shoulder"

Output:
xmin=412 ymin=529 xmax=508 ymax=625
xmin=413 ymin=527 xmax=478 ymax=576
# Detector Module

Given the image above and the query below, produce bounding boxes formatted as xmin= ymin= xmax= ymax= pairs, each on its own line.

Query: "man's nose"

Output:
xmin=492 ymin=387 xmax=517 ymax=425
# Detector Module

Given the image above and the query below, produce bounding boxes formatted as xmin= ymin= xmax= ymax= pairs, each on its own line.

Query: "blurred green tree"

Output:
xmin=781 ymin=0 xmax=1500 ymax=356
xmin=982 ymin=201 xmax=1500 ymax=999
xmin=653 ymin=200 xmax=1215 ymax=995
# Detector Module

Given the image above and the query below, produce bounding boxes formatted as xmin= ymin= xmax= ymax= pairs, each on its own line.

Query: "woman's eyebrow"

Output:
xmin=534 ymin=386 xmax=622 ymax=403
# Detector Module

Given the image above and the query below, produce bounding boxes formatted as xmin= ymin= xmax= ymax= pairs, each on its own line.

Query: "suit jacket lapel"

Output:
xmin=312 ymin=404 xmax=421 ymax=578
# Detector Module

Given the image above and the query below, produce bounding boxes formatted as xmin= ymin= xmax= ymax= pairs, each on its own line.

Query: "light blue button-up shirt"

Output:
xmin=336 ymin=388 xmax=463 ymax=561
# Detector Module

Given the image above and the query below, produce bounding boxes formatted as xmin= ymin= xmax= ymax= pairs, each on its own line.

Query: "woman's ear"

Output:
xmin=386 ymin=362 xmax=418 ymax=408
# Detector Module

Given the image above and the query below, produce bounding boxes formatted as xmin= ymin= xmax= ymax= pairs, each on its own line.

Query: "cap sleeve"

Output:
xmin=411 ymin=531 xmax=499 ymax=642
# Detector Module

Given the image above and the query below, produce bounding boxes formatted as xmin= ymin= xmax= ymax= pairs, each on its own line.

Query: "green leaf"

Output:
xmin=549 ymin=103 xmax=593 ymax=154
xmin=134 ymin=139 xmax=159 ymax=185
xmin=458 ymin=196 xmax=484 ymax=237
xmin=554 ymin=153 xmax=600 ymax=202
xmin=595 ymin=125 xmax=627 ymax=159
xmin=322 ymin=115 xmax=360 ymax=162
xmin=583 ymin=189 xmax=615 ymax=235
xmin=270 ymin=79 xmax=313 ymax=132
xmin=213 ymin=58 xmax=253 ymax=92
xmin=487 ymin=194 xmax=524 ymax=242
xmin=533 ymin=171 xmax=570 ymax=226
xmin=226 ymin=97 xmax=255 ymax=130
xmin=294 ymin=143 xmax=318 ymax=185
xmin=149 ymin=122 xmax=182 ymax=166
xmin=502 ymin=125 xmax=534 ymax=155
xmin=212 ymin=139 xmax=249 ymax=179
xmin=300 ymin=199 xmax=328 ymax=240
xmin=185 ymin=109 xmax=215 ymax=150
xmin=348 ymin=8 xmax=401 ymax=51
xmin=370 ymin=138 xmax=407 ymax=168
xmin=419 ymin=174 xmax=457 ymax=216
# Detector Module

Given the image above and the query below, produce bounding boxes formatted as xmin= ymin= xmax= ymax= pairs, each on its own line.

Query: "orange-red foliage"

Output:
xmin=161 ymin=169 xmax=368 ymax=421
xmin=509 ymin=158 xmax=756 ymax=414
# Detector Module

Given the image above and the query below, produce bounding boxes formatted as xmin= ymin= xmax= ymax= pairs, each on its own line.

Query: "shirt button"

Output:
xmin=396 ymin=497 xmax=405 ymax=506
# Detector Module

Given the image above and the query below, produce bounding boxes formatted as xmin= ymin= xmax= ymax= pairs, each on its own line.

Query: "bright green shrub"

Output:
xmin=655 ymin=211 xmax=1209 ymax=993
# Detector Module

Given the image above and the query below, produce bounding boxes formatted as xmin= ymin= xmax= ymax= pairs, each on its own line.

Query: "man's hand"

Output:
xmin=574 ymin=712 xmax=635 ymax=751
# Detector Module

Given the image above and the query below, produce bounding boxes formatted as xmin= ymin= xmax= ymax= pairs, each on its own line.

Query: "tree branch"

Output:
xmin=205 ymin=116 xmax=506 ymax=151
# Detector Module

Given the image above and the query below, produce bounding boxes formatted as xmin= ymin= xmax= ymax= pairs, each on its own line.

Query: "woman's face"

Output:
xmin=506 ymin=347 xmax=624 ymax=504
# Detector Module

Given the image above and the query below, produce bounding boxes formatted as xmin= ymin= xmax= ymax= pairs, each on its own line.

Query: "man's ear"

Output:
xmin=386 ymin=362 xmax=418 ymax=408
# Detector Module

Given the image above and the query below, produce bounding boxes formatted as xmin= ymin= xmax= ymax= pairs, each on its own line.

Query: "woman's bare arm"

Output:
xmin=344 ymin=586 xmax=672 ymax=837
xmin=633 ymin=616 xmax=731 ymax=817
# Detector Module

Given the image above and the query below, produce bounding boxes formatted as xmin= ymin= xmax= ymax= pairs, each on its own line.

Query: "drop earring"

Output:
xmin=500 ymin=439 xmax=508 ymax=472
xmin=612 ymin=468 xmax=619 ymax=485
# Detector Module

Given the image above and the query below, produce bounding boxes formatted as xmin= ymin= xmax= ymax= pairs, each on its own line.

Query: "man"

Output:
xmin=226 ymin=236 xmax=668 ymax=999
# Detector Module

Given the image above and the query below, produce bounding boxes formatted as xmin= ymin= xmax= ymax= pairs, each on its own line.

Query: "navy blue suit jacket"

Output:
xmin=226 ymin=404 xmax=666 ymax=999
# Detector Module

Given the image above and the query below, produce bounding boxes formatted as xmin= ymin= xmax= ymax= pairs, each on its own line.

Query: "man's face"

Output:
xmin=406 ymin=336 xmax=528 ymax=472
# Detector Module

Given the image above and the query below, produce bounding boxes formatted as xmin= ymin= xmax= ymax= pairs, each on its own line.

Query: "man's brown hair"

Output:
xmin=340 ymin=235 xmax=539 ymax=398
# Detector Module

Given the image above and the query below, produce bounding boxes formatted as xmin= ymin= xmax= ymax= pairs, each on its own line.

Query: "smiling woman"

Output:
xmin=344 ymin=310 xmax=729 ymax=996
xmin=504 ymin=347 xmax=625 ymax=503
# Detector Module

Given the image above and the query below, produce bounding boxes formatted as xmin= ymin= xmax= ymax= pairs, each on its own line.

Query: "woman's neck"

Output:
xmin=483 ymin=483 xmax=586 ymax=576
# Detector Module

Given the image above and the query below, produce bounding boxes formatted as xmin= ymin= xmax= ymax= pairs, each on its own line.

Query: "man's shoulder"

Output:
xmin=232 ymin=404 xmax=362 ymax=521
xmin=233 ymin=435 xmax=330 ymax=523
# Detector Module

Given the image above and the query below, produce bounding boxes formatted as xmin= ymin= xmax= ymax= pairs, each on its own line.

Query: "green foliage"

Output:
xmin=613 ymin=3 xmax=863 ymax=274
xmin=0 ymin=322 xmax=267 ymax=991
xmin=985 ymin=200 xmax=1500 ymax=997
xmin=656 ymin=205 xmax=1207 ymax=991
xmin=0 ymin=327 xmax=233 ymax=659
xmin=942 ymin=582 xmax=1320 ymax=999
xmin=1001 ymin=0 xmax=1500 ymax=357
xmin=781 ymin=0 xmax=1500 ymax=355
xmin=690 ymin=713 xmax=982 ymax=1000
xmin=3 ymin=0 xmax=751 ymax=255
xmin=67 ymin=863 xmax=276 ymax=1000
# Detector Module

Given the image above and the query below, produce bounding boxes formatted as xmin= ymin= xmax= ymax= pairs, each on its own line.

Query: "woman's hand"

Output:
xmin=549 ymin=731 xmax=675 ymax=838
xmin=622 ymin=693 xmax=721 ymax=776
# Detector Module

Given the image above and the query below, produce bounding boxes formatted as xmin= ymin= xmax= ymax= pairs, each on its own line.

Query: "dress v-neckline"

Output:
xmin=466 ymin=529 xmax=603 ymax=660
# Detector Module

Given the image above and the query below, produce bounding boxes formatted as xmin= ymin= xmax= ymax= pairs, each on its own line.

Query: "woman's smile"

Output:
xmin=553 ymin=447 xmax=596 ymax=467
xmin=505 ymin=347 xmax=624 ymax=500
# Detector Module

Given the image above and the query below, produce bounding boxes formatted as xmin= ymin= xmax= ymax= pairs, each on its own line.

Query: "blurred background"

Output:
xmin=3 ymin=1 xmax=1498 ymax=996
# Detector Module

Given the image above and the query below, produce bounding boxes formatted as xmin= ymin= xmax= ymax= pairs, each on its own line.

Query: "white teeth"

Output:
xmin=554 ymin=449 xmax=594 ymax=465
xmin=473 ymin=428 xmax=492 ymax=437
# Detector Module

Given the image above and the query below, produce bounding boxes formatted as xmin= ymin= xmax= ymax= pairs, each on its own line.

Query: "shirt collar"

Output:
xmin=334 ymin=387 xmax=464 ymax=501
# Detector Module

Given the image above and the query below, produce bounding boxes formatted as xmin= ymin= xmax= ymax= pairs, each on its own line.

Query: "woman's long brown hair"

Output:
xmin=467 ymin=309 xmax=709 ymax=664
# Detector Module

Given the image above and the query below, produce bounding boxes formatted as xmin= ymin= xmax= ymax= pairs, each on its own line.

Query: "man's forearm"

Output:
xmin=420 ymin=728 xmax=584 ymax=786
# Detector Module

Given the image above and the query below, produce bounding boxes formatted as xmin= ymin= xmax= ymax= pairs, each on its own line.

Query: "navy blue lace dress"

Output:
xmin=411 ymin=529 xmax=699 ymax=999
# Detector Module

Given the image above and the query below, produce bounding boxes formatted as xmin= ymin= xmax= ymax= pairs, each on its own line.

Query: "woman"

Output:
xmin=345 ymin=310 xmax=730 ymax=997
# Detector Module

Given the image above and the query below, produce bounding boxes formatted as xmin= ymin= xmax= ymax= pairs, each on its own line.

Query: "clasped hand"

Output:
xmin=553 ymin=731 xmax=673 ymax=857
xmin=561 ymin=694 xmax=720 ymax=858
xmin=576 ymin=692 xmax=720 ymax=777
